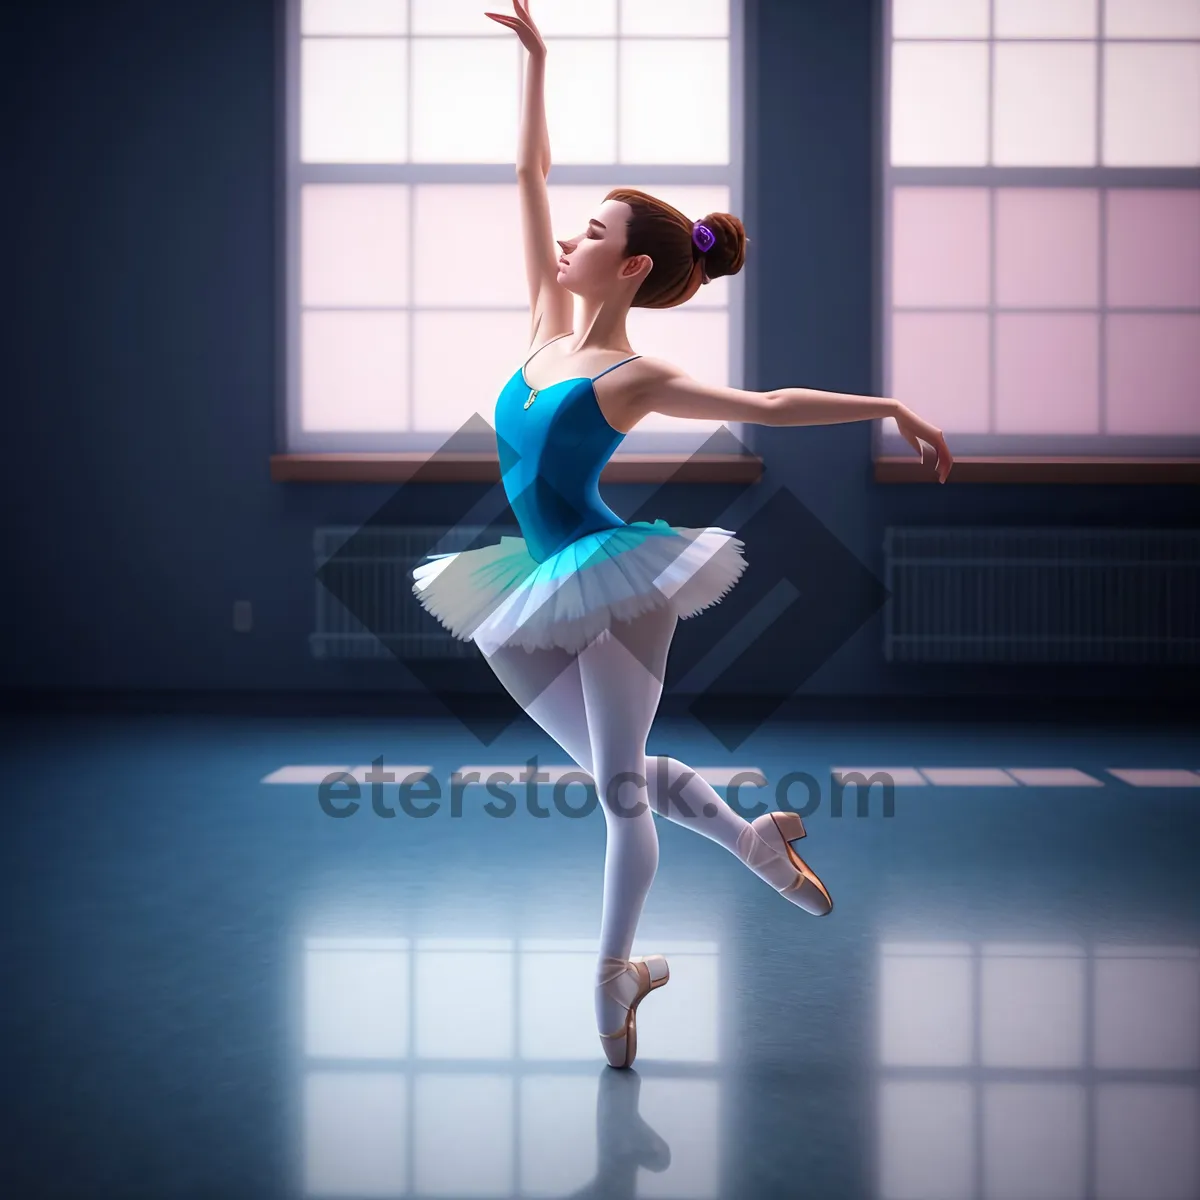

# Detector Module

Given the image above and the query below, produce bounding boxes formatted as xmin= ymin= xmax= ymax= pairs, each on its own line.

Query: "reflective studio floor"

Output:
xmin=3 ymin=712 xmax=1199 ymax=1200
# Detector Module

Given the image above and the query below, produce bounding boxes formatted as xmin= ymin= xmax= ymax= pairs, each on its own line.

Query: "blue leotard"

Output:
xmin=411 ymin=333 xmax=747 ymax=653
xmin=494 ymin=333 xmax=641 ymax=563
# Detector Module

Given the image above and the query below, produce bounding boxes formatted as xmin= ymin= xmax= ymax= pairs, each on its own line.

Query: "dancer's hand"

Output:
xmin=485 ymin=0 xmax=546 ymax=59
xmin=894 ymin=403 xmax=954 ymax=483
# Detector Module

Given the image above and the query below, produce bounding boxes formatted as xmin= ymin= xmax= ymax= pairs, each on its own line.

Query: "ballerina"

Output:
xmin=413 ymin=0 xmax=953 ymax=1069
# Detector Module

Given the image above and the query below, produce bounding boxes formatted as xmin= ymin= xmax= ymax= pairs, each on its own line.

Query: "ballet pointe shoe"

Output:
xmin=736 ymin=810 xmax=834 ymax=916
xmin=596 ymin=954 xmax=670 ymax=1069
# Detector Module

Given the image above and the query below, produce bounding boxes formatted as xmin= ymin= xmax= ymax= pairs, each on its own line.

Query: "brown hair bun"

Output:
xmin=603 ymin=187 xmax=750 ymax=309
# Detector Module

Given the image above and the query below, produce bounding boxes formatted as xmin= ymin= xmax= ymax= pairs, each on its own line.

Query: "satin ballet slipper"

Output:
xmin=596 ymin=954 xmax=670 ymax=1069
xmin=735 ymin=810 xmax=833 ymax=916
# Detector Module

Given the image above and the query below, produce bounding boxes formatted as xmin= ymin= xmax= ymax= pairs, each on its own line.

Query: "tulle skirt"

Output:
xmin=411 ymin=518 xmax=748 ymax=655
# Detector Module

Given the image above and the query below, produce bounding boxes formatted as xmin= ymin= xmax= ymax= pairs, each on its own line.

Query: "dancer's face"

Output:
xmin=556 ymin=199 xmax=651 ymax=302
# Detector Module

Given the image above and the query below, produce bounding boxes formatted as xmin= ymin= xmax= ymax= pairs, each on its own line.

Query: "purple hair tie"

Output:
xmin=692 ymin=220 xmax=715 ymax=284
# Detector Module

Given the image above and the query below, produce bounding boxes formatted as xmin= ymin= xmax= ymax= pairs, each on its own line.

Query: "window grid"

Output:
xmin=286 ymin=0 xmax=744 ymax=455
xmin=988 ymin=2 xmax=996 ymax=440
xmin=879 ymin=0 xmax=1200 ymax=459
xmin=891 ymin=37 xmax=1200 ymax=44
xmin=1097 ymin=5 xmax=1107 ymax=439
xmin=406 ymin=5 xmax=414 ymax=426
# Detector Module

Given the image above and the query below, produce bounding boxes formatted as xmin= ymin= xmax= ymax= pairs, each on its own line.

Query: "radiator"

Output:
xmin=311 ymin=525 xmax=520 ymax=660
xmin=883 ymin=527 xmax=1200 ymax=665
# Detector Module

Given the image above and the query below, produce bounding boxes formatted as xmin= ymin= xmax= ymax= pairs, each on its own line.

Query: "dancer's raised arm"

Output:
xmin=485 ymin=1 xmax=572 ymax=344
xmin=631 ymin=364 xmax=954 ymax=482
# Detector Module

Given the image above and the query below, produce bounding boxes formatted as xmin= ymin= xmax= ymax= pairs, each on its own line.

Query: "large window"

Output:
xmin=285 ymin=0 xmax=746 ymax=456
xmin=880 ymin=0 xmax=1200 ymax=462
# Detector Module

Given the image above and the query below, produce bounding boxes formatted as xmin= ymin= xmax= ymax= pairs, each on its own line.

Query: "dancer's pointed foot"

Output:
xmin=736 ymin=810 xmax=833 ymax=916
xmin=595 ymin=954 xmax=670 ymax=1069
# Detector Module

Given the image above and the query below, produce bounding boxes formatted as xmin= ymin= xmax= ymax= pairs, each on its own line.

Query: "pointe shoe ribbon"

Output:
xmin=736 ymin=811 xmax=833 ymax=916
xmin=596 ymin=954 xmax=670 ymax=1069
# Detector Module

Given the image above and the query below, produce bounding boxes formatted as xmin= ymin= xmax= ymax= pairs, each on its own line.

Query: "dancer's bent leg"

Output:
xmin=482 ymin=626 xmax=774 ymax=882
xmin=481 ymin=611 xmax=823 ymax=951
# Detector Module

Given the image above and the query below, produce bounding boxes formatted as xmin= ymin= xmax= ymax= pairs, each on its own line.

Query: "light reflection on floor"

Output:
xmin=875 ymin=941 xmax=1200 ymax=1200
xmin=295 ymin=935 xmax=721 ymax=1198
xmin=3 ymin=714 xmax=1198 ymax=1198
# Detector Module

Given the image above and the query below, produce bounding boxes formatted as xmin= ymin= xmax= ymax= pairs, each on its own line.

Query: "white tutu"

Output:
xmin=411 ymin=518 xmax=748 ymax=655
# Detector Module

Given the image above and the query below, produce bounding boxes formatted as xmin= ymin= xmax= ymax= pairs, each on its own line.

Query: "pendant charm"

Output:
xmin=524 ymin=388 xmax=538 ymax=410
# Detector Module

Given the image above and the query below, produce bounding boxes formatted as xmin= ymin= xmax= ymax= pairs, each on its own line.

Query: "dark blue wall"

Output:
xmin=5 ymin=0 xmax=1195 ymax=701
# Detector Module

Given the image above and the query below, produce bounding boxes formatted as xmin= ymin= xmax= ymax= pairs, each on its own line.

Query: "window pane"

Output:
xmin=412 ymin=1076 xmax=514 ymax=1195
xmin=879 ymin=947 xmax=974 ymax=1066
xmin=1107 ymin=189 xmax=1200 ymax=308
xmin=1093 ymin=955 xmax=1200 ymax=1069
xmin=412 ymin=311 xmax=527 ymax=432
xmin=994 ymin=0 xmax=1097 ymax=39
xmin=996 ymin=314 xmax=1101 ymax=433
xmin=982 ymin=951 xmax=1086 ymax=1067
xmin=620 ymin=0 xmax=729 ymax=37
xmin=544 ymin=39 xmax=617 ymax=163
xmin=993 ymin=43 xmax=1097 ymax=166
xmin=412 ymin=185 xmax=525 ymax=307
xmin=1106 ymin=0 xmax=1200 ymax=39
xmin=982 ymin=1085 xmax=1086 ymax=1200
xmin=413 ymin=0 xmax=617 ymax=36
xmin=411 ymin=0 xmax=505 ymax=35
xmin=891 ymin=43 xmax=989 ymax=166
xmin=528 ymin=0 xmax=618 ymax=36
xmin=302 ymin=185 xmax=410 ymax=306
xmin=302 ymin=312 xmax=410 ymax=431
xmin=892 ymin=0 xmax=989 ymax=38
xmin=637 ymin=1082 xmax=721 ymax=1193
xmin=302 ymin=0 xmax=407 ymax=35
xmin=892 ymin=313 xmax=990 ymax=432
xmin=301 ymin=39 xmax=407 ymax=162
xmin=519 ymin=1077 xmax=597 ymax=1193
xmin=415 ymin=949 xmax=514 ymax=1058
xmin=305 ymin=943 xmax=410 ymax=1057
xmin=412 ymin=39 xmax=519 ymax=162
xmin=893 ymin=187 xmax=990 ymax=306
xmin=1104 ymin=45 xmax=1200 ymax=167
xmin=879 ymin=1082 xmax=975 ymax=1199
xmin=620 ymin=40 xmax=729 ymax=164
xmin=1107 ymin=315 xmax=1200 ymax=434
xmin=996 ymin=188 xmax=1100 ymax=307
xmin=1095 ymin=1086 xmax=1200 ymax=1200
xmin=625 ymin=308 xmax=727 ymax=433
xmin=304 ymin=1074 xmax=407 ymax=1197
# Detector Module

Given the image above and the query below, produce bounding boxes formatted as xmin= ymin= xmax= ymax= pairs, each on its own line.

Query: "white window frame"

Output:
xmin=282 ymin=0 xmax=749 ymax=457
xmin=876 ymin=0 xmax=1200 ymax=462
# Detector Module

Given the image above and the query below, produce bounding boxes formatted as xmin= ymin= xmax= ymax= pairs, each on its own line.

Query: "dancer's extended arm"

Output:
xmin=486 ymin=0 xmax=571 ymax=344
xmin=632 ymin=363 xmax=954 ymax=482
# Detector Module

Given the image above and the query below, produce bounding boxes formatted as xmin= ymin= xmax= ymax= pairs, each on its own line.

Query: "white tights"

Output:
xmin=481 ymin=605 xmax=758 ymax=1036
